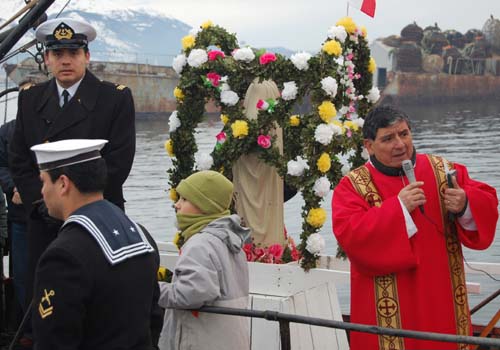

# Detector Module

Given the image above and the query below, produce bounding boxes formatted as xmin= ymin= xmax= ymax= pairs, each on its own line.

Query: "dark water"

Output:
xmin=124 ymin=102 xmax=500 ymax=325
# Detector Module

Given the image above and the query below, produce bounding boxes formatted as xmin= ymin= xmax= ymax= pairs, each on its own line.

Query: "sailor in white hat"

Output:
xmin=29 ymin=139 xmax=161 ymax=349
xmin=10 ymin=16 xmax=136 ymax=327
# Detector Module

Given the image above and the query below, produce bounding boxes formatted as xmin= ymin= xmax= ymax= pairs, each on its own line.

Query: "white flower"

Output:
xmin=172 ymin=54 xmax=187 ymax=75
xmin=187 ymin=49 xmax=208 ymax=68
xmin=306 ymin=233 xmax=325 ymax=255
xmin=291 ymin=51 xmax=312 ymax=71
xmin=331 ymin=123 xmax=344 ymax=136
xmin=168 ymin=111 xmax=181 ymax=133
xmin=233 ymin=47 xmax=255 ymax=62
xmin=352 ymin=118 xmax=365 ymax=129
xmin=313 ymin=177 xmax=331 ymax=197
xmin=327 ymin=25 xmax=347 ymax=43
xmin=287 ymin=156 xmax=309 ymax=176
xmin=314 ymin=124 xmax=334 ymax=145
xmin=281 ymin=81 xmax=298 ymax=101
xmin=220 ymin=90 xmax=239 ymax=106
xmin=367 ymin=87 xmax=380 ymax=103
xmin=321 ymin=76 xmax=338 ymax=97
xmin=195 ymin=152 xmax=213 ymax=170
xmin=339 ymin=106 xmax=349 ymax=116
xmin=220 ymin=82 xmax=230 ymax=92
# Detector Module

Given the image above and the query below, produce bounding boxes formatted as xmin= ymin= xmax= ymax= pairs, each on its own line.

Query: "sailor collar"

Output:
xmin=63 ymin=200 xmax=154 ymax=265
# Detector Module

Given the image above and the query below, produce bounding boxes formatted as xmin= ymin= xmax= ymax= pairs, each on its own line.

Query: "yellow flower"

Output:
xmin=169 ymin=188 xmax=178 ymax=202
xmin=289 ymin=115 xmax=300 ymax=126
xmin=220 ymin=114 xmax=229 ymax=125
xmin=317 ymin=152 xmax=331 ymax=173
xmin=318 ymin=101 xmax=336 ymax=123
xmin=307 ymin=208 xmax=327 ymax=228
xmin=332 ymin=120 xmax=345 ymax=134
xmin=368 ymin=57 xmax=377 ymax=74
xmin=157 ymin=266 xmax=168 ymax=281
xmin=173 ymin=232 xmax=181 ymax=246
xmin=201 ymin=20 xmax=213 ymax=29
xmin=173 ymin=87 xmax=184 ymax=100
xmin=231 ymin=120 xmax=249 ymax=138
xmin=322 ymin=40 xmax=342 ymax=57
xmin=181 ymin=35 xmax=195 ymax=50
xmin=336 ymin=17 xmax=357 ymax=34
xmin=344 ymin=120 xmax=359 ymax=131
xmin=360 ymin=26 xmax=368 ymax=38
xmin=165 ymin=139 xmax=174 ymax=157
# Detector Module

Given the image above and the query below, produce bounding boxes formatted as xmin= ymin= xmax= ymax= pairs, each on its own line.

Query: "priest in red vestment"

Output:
xmin=331 ymin=105 xmax=498 ymax=350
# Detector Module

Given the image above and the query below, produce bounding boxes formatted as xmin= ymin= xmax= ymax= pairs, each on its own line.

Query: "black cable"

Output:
xmin=422 ymin=211 xmax=500 ymax=283
xmin=463 ymin=255 xmax=500 ymax=283
xmin=8 ymin=300 xmax=33 ymax=350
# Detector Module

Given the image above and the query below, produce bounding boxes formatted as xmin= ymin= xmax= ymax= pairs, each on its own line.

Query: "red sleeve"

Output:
xmin=332 ymin=176 xmax=418 ymax=276
xmin=454 ymin=163 xmax=498 ymax=250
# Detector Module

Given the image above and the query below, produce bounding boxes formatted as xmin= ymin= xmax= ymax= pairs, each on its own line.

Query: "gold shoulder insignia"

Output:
xmin=21 ymin=83 xmax=35 ymax=91
xmin=116 ymin=84 xmax=127 ymax=90
xmin=39 ymin=289 xmax=56 ymax=319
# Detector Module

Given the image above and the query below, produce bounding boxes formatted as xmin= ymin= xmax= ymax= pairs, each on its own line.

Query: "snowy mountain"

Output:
xmin=1 ymin=0 xmax=294 ymax=67
xmin=1 ymin=1 xmax=191 ymax=65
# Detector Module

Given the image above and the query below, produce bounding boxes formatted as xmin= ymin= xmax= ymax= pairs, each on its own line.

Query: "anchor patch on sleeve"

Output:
xmin=39 ymin=289 xmax=56 ymax=319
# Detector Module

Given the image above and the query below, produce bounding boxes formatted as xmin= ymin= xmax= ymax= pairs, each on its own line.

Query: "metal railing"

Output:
xmin=192 ymin=305 xmax=500 ymax=350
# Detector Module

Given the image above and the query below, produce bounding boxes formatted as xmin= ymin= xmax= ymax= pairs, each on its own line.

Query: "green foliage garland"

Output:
xmin=166 ymin=18 xmax=380 ymax=271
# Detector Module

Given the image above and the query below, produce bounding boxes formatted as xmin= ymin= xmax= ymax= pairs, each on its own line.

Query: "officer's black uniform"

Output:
xmin=9 ymin=70 xmax=136 ymax=309
xmin=32 ymin=205 xmax=162 ymax=349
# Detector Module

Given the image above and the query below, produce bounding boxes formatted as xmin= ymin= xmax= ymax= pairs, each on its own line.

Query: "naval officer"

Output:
xmin=31 ymin=139 xmax=162 ymax=349
xmin=8 ymin=17 xmax=136 ymax=327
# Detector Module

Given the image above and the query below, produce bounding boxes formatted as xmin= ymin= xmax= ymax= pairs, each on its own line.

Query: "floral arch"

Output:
xmin=165 ymin=18 xmax=380 ymax=270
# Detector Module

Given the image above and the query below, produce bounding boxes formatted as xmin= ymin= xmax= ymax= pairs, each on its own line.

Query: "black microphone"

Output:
xmin=401 ymin=159 xmax=424 ymax=213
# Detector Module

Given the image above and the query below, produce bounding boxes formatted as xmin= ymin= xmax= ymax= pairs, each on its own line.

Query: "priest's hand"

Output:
xmin=399 ymin=181 xmax=426 ymax=212
xmin=444 ymin=175 xmax=467 ymax=214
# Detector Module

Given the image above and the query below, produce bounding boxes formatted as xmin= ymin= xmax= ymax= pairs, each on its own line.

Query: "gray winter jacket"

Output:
xmin=158 ymin=214 xmax=250 ymax=350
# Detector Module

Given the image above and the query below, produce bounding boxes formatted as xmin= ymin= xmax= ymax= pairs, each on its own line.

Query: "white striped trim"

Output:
xmin=63 ymin=215 xmax=154 ymax=265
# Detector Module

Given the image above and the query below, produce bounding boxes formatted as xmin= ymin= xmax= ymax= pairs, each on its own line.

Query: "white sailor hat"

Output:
xmin=31 ymin=139 xmax=108 ymax=171
xmin=35 ymin=18 xmax=97 ymax=50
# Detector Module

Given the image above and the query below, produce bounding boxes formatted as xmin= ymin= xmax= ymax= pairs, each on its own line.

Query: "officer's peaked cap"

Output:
xmin=35 ymin=18 xmax=96 ymax=50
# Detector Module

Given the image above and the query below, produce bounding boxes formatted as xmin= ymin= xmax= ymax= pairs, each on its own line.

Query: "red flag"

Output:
xmin=348 ymin=0 xmax=376 ymax=17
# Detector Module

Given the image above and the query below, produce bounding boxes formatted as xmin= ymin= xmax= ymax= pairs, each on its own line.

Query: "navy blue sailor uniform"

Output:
xmin=33 ymin=200 xmax=162 ymax=350
xmin=9 ymin=69 xmax=136 ymax=312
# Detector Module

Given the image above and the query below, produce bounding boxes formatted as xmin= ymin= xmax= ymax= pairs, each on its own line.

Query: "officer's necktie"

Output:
xmin=62 ymin=90 xmax=69 ymax=107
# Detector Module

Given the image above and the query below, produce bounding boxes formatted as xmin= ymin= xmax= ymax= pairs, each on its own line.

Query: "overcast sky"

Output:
xmin=14 ymin=0 xmax=499 ymax=52
xmin=109 ymin=0 xmax=500 ymax=51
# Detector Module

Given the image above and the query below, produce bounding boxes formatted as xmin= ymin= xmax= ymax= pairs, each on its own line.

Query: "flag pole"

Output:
xmin=346 ymin=2 xmax=350 ymax=16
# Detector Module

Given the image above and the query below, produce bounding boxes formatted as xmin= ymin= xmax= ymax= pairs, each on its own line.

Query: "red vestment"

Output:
xmin=332 ymin=154 xmax=498 ymax=350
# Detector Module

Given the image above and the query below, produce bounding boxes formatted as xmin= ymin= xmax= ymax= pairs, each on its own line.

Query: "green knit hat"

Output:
xmin=176 ymin=170 xmax=233 ymax=214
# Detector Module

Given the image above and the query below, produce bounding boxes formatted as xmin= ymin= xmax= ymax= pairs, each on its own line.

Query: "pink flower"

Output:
xmin=347 ymin=53 xmax=354 ymax=60
xmin=208 ymin=50 xmax=225 ymax=61
xmin=256 ymin=99 xmax=269 ymax=110
xmin=216 ymin=131 xmax=227 ymax=144
xmin=257 ymin=134 xmax=271 ymax=149
xmin=259 ymin=52 xmax=277 ymax=65
xmin=254 ymin=247 xmax=266 ymax=259
xmin=268 ymin=244 xmax=284 ymax=259
xmin=206 ymin=72 xmax=221 ymax=87
xmin=243 ymin=243 xmax=254 ymax=261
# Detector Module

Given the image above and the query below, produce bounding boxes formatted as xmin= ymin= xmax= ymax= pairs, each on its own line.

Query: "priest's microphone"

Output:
xmin=401 ymin=159 xmax=425 ymax=214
